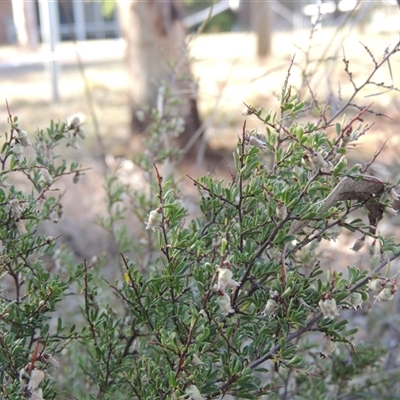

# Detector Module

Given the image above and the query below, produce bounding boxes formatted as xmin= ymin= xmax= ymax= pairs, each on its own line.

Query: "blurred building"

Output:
xmin=0 ymin=0 xmax=120 ymax=47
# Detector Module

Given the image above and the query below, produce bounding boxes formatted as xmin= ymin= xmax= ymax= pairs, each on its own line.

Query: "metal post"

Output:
xmin=39 ymin=0 xmax=60 ymax=102
xmin=72 ymin=0 xmax=86 ymax=41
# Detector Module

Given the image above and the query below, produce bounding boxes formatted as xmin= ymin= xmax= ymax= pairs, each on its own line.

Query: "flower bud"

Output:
xmin=339 ymin=131 xmax=351 ymax=148
xmin=73 ymin=172 xmax=80 ymax=184
xmin=46 ymin=236 xmax=55 ymax=244
xmin=242 ymin=106 xmax=256 ymax=116
xmin=248 ymin=135 xmax=266 ymax=150
xmin=42 ymin=168 xmax=53 ymax=185
xmin=276 ymin=202 xmax=287 ymax=219
xmin=350 ymin=237 xmax=365 ymax=253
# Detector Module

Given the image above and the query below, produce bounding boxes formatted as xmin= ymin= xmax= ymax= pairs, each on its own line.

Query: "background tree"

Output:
xmin=117 ymin=0 xmax=203 ymax=158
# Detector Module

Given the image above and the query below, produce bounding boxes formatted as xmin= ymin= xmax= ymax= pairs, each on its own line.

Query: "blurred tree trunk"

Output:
xmin=251 ymin=0 xmax=271 ymax=58
xmin=11 ymin=0 xmax=39 ymax=49
xmin=117 ymin=0 xmax=204 ymax=158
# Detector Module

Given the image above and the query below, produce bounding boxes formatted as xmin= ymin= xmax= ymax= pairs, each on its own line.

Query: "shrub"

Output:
xmin=1 ymin=41 xmax=400 ymax=400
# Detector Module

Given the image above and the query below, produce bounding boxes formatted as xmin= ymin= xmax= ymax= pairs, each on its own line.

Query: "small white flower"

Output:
xmin=262 ymin=298 xmax=279 ymax=318
xmin=343 ymin=292 xmax=363 ymax=310
xmin=43 ymin=353 xmax=60 ymax=367
xmin=319 ymin=335 xmax=336 ymax=358
xmin=301 ymin=153 xmax=314 ymax=169
xmin=216 ymin=292 xmax=234 ymax=315
xmin=339 ymin=132 xmax=351 ymax=148
xmin=145 ymin=209 xmax=162 ymax=231
xmin=10 ymin=197 xmax=21 ymax=219
xmin=11 ymin=143 xmax=24 ymax=160
xmin=384 ymin=206 xmax=397 ymax=217
xmin=242 ymin=107 xmax=254 ymax=116
xmin=27 ymin=368 xmax=45 ymax=391
xmin=69 ymin=116 xmax=81 ymax=128
xmin=248 ymin=135 xmax=266 ymax=150
xmin=310 ymin=151 xmax=328 ymax=169
xmin=77 ymin=126 xmax=86 ymax=139
xmin=185 ymin=384 xmax=205 ymax=400
xmin=69 ymin=136 xmax=80 ymax=149
xmin=369 ymin=240 xmax=379 ymax=258
xmin=276 ymin=202 xmax=287 ymax=219
xmin=319 ymin=296 xmax=339 ymax=319
xmin=367 ymin=278 xmax=386 ymax=291
xmin=374 ymin=288 xmax=394 ymax=303
xmin=15 ymin=219 xmax=26 ymax=234
xmin=388 ymin=187 xmax=399 ymax=201
xmin=18 ymin=130 xmax=31 ymax=147
xmin=216 ymin=268 xmax=240 ymax=291
xmin=42 ymin=168 xmax=53 ymax=185
xmin=350 ymin=237 xmax=365 ymax=253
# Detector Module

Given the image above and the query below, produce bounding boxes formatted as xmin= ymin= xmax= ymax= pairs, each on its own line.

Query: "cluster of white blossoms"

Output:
xmin=19 ymin=354 xmax=59 ymax=400
xmin=10 ymin=128 xmax=32 ymax=161
xmin=368 ymin=277 xmax=398 ymax=303
xmin=214 ymin=261 xmax=240 ymax=316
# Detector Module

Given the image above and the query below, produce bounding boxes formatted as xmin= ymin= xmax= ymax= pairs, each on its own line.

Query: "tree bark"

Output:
xmin=11 ymin=0 xmax=39 ymax=49
xmin=251 ymin=0 xmax=271 ymax=59
xmin=118 ymin=0 xmax=203 ymax=157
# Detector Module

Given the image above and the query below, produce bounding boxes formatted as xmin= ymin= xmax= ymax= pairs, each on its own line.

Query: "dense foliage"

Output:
xmin=1 ymin=44 xmax=400 ymax=399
